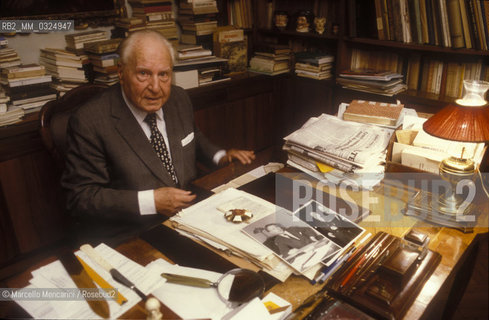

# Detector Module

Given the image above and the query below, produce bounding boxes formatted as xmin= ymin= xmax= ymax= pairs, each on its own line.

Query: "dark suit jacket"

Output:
xmin=263 ymin=227 xmax=322 ymax=257
xmin=61 ymin=84 xmax=220 ymax=241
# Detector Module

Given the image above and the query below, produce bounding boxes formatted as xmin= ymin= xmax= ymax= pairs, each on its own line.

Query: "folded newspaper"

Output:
xmin=283 ymin=113 xmax=394 ymax=189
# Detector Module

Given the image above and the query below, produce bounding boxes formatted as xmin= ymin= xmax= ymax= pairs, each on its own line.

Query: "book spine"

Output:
xmin=375 ymin=0 xmax=386 ymax=40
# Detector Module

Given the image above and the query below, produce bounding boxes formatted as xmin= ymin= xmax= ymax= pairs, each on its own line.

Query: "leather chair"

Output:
xmin=39 ymin=84 xmax=108 ymax=172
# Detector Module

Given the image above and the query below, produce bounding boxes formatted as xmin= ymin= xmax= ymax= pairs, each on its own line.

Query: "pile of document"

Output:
xmin=12 ymin=242 xmax=292 ymax=320
xmin=170 ymin=188 xmax=324 ymax=282
xmin=283 ymin=113 xmax=394 ymax=189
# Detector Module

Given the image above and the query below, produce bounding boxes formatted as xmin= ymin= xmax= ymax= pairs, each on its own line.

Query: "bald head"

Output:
xmin=117 ymin=30 xmax=174 ymax=113
xmin=118 ymin=30 xmax=175 ymax=66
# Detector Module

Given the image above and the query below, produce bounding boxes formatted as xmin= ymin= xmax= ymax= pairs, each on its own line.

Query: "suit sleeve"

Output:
xmin=176 ymin=86 xmax=221 ymax=163
xmin=61 ymin=112 xmax=140 ymax=221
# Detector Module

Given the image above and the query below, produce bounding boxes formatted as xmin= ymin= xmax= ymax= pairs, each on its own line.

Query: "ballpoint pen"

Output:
xmin=318 ymin=247 xmax=355 ymax=284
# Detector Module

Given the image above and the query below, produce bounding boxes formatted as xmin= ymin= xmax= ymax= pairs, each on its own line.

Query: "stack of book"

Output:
xmin=0 ymin=64 xmax=55 ymax=114
xmin=294 ymin=52 xmax=334 ymax=80
xmin=173 ymin=44 xmax=228 ymax=88
xmin=283 ymin=113 xmax=394 ymax=189
xmin=0 ymin=36 xmax=21 ymax=69
xmin=249 ymin=44 xmax=291 ymax=76
xmin=64 ymin=30 xmax=110 ymax=54
xmin=84 ymin=39 xmax=122 ymax=86
xmin=39 ymin=48 xmax=89 ymax=95
xmin=337 ymin=69 xmax=407 ymax=96
xmin=176 ymin=44 xmax=213 ymax=61
xmin=178 ymin=0 xmax=218 ymax=49
xmin=130 ymin=0 xmax=173 ymax=25
xmin=129 ymin=0 xmax=178 ymax=46
xmin=113 ymin=17 xmax=147 ymax=35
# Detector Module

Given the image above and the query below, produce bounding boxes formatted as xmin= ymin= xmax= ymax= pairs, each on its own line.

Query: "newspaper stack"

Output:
xmin=283 ymin=113 xmax=394 ymax=189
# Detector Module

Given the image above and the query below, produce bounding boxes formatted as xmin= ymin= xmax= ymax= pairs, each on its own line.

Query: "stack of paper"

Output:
xmin=12 ymin=243 xmax=162 ymax=319
xmin=283 ymin=113 xmax=394 ymax=189
xmin=170 ymin=188 xmax=325 ymax=281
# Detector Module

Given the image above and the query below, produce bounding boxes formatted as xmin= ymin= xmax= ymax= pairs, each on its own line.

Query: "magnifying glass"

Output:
xmin=161 ymin=268 xmax=265 ymax=306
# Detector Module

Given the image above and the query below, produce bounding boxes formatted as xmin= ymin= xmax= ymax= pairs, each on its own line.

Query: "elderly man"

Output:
xmin=62 ymin=30 xmax=255 ymax=240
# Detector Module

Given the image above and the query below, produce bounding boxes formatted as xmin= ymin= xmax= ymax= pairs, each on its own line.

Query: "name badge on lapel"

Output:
xmin=181 ymin=132 xmax=194 ymax=147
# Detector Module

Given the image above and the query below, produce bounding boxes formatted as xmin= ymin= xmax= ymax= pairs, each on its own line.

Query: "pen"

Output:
xmin=339 ymin=236 xmax=383 ymax=289
xmin=319 ymin=248 xmax=355 ymax=284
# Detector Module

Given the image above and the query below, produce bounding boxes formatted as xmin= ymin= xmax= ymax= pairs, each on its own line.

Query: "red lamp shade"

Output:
xmin=423 ymin=103 xmax=489 ymax=143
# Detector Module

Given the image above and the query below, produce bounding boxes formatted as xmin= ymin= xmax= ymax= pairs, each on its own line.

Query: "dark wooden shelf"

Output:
xmin=257 ymin=28 xmax=339 ymax=41
xmin=344 ymin=37 xmax=489 ymax=56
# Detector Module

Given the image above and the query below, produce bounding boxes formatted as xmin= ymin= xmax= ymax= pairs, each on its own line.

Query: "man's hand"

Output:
xmin=219 ymin=149 xmax=256 ymax=165
xmin=154 ymin=187 xmax=196 ymax=216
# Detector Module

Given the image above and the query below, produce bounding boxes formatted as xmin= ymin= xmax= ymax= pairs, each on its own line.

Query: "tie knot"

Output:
xmin=144 ymin=113 xmax=157 ymax=127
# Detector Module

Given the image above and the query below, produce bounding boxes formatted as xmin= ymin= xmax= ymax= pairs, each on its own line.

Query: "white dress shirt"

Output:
xmin=121 ymin=90 xmax=225 ymax=215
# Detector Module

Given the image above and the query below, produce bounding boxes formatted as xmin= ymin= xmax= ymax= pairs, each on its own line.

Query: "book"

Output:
xmin=459 ymin=0 xmax=473 ymax=49
xmin=343 ymin=100 xmax=404 ymax=126
xmin=1 ymin=64 xmax=45 ymax=79
xmin=446 ymin=0 xmax=465 ymax=48
xmin=0 ymin=75 xmax=52 ymax=87
xmin=172 ymin=69 xmax=199 ymax=89
xmin=214 ymin=39 xmax=247 ymax=73
xmin=294 ymin=52 xmax=334 ymax=66
xmin=83 ymin=39 xmax=122 ymax=54
xmin=339 ymin=69 xmax=403 ymax=81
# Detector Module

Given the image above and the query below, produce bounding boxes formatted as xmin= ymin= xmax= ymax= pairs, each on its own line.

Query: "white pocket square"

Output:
xmin=181 ymin=131 xmax=194 ymax=146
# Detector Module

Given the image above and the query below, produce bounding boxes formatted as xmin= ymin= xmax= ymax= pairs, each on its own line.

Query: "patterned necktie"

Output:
xmin=144 ymin=113 xmax=178 ymax=185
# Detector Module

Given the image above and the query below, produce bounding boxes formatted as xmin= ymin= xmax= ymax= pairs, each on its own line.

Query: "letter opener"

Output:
xmin=59 ymin=252 xmax=110 ymax=319
xmin=75 ymin=255 xmax=128 ymax=305
xmin=80 ymin=244 xmax=147 ymax=300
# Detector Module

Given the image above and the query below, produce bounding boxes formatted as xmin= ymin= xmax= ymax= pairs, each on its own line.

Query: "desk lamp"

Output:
xmin=413 ymin=80 xmax=489 ymax=226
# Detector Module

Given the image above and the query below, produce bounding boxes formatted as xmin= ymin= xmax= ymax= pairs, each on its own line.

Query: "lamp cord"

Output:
xmin=477 ymin=168 xmax=489 ymax=199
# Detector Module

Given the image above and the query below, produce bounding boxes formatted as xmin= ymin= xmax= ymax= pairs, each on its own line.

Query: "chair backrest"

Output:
xmin=39 ymin=84 xmax=108 ymax=171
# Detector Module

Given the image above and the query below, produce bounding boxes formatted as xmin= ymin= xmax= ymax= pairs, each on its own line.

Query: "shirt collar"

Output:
xmin=121 ymin=87 xmax=163 ymax=124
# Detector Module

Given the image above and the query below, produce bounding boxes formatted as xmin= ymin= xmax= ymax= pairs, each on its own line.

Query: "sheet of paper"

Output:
xmin=222 ymin=297 xmax=271 ymax=320
xmin=14 ymin=257 xmax=138 ymax=319
xmin=172 ymin=188 xmax=277 ymax=261
xmin=147 ymin=259 xmax=232 ymax=320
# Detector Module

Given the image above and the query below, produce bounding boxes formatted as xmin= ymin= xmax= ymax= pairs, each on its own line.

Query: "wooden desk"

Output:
xmin=1 ymin=149 xmax=487 ymax=319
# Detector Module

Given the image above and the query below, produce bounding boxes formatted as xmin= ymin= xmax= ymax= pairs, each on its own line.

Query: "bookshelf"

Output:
xmin=245 ymin=0 xmax=488 ymax=115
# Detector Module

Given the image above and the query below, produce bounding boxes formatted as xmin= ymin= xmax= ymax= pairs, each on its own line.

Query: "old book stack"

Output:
xmin=64 ymin=30 xmax=110 ymax=54
xmin=178 ymin=0 xmax=219 ymax=50
xmin=294 ymin=52 xmax=334 ymax=80
xmin=84 ymin=39 xmax=122 ymax=86
xmin=0 ymin=36 xmax=21 ymax=69
xmin=249 ymin=43 xmax=291 ymax=76
xmin=0 ymin=64 xmax=55 ymax=116
xmin=130 ymin=0 xmax=173 ymax=23
xmin=39 ymin=48 xmax=89 ymax=95
xmin=129 ymin=0 xmax=178 ymax=46
xmin=337 ymin=69 xmax=407 ymax=96
xmin=173 ymin=44 xmax=228 ymax=88
xmin=112 ymin=17 xmax=147 ymax=37
xmin=283 ymin=113 xmax=394 ymax=189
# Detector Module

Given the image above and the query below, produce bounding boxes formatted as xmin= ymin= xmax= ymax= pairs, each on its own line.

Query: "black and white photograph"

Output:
xmin=242 ymin=209 xmax=341 ymax=274
xmin=294 ymin=200 xmax=365 ymax=248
